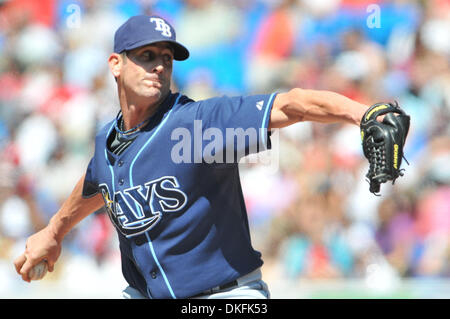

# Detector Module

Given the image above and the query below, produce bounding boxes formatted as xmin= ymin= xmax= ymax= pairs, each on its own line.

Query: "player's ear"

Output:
xmin=108 ymin=53 xmax=124 ymax=79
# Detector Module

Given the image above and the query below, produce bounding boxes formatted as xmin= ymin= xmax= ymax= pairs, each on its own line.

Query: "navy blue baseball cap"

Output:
xmin=113 ymin=15 xmax=189 ymax=61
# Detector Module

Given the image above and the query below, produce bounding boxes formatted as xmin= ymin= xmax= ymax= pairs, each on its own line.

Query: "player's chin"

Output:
xmin=143 ymin=79 xmax=163 ymax=89
xmin=139 ymin=86 xmax=162 ymax=98
xmin=139 ymin=86 xmax=170 ymax=102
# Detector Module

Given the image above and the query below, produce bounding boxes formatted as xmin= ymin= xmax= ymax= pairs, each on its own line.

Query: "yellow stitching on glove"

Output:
xmin=366 ymin=104 xmax=389 ymax=120
xmin=393 ymin=144 xmax=399 ymax=169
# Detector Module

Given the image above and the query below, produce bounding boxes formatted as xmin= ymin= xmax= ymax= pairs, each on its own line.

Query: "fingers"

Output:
xmin=14 ymin=254 xmax=26 ymax=275
xmin=14 ymin=252 xmax=45 ymax=282
xmin=42 ymin=245 xmax=61 ymax=273
xmin=14 ymin=252 xmax=59 ymax=282
xmin=13 ymin=228 xmax=62 ymax=282
xmin=19 ymin=257 xmax=36 ymax=283
xmin=16 ymin=256 xmax=55 ymax=282
xmin=47 ymin=261 xmax=55 ymax=273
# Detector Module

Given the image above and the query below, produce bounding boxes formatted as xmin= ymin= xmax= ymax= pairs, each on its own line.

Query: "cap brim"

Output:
xmin=121 ymin=39 xmax=189 ymax=61
xmin=169 ymin=41 xmax=190 ymax=61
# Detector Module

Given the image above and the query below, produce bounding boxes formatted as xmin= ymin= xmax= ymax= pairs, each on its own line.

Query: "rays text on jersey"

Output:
xmin=99 ymin=176 xmax=187 ymax=237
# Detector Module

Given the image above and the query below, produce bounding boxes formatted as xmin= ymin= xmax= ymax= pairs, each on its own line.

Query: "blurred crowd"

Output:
xmin=0 ymin=0 xmax=449 ymax=296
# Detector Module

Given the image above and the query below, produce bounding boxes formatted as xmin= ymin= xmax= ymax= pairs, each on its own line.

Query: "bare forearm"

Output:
xmin=48 ymin=174 xmax=104 ymax=243
xmin=270 ymin=88 xmax=369 ymax=129
xmin=295 ymin=89 xmax=368 ymax=125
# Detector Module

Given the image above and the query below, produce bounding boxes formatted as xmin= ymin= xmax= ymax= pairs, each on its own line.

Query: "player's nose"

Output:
xmin=152 ymin=64 xmax=164 ymax=74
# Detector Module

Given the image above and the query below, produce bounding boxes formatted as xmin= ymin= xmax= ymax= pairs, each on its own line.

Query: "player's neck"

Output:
xmin=119 ymin=95 xmax=162 ymax=131
xmin=120 ymin=103 xmax=158 ymax=130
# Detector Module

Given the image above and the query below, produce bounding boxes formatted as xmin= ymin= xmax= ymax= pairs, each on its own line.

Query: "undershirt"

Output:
xmin=107 ymin=127 xmax=137 ymax=156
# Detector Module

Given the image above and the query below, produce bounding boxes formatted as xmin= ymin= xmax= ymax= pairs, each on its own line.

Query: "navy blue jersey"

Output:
xmin=83 ymin=91 xmax=277 ymax=298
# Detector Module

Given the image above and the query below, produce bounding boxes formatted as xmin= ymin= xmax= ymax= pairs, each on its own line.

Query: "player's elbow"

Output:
xmin=284 ymin=88 xmax=306 ymax=107
xmin=281 ymin=88 xmax=317 ymax=119
xmin=269 ymin=89 xmax=306 ymax=129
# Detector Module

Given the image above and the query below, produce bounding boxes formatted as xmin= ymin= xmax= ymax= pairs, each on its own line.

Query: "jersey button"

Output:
xmin=119 ymin=179 xmax=124 ymax=185
xmin=118 ymin=160 xmax=124 ymax=167
xmin=134 ymin=236 xmax=146 ymax=245
xmin=150 ymin=271 xmax=157 ymax=279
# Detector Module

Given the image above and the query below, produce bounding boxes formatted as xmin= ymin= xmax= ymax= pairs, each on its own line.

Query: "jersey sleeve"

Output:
xmin=82 ymin=157 xmax=99 ymax=198
xmin=195 ymin=93 xmax=277 ymax=161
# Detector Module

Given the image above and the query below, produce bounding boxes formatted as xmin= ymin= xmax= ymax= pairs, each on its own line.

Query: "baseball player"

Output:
xmin=14 ymin=15 xmax=371 ymax=299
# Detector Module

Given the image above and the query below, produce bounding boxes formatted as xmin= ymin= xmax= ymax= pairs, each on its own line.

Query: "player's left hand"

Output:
xmin=360 ymin=101 xmax=410 ymax=195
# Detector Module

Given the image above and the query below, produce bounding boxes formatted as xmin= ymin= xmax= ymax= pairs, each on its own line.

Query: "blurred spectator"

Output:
xmin=246 ymin=0 xmax=300 ymax=92
xmin=414 ymin=186 xmax=450 ymax=276
xmin=375 ymin=195 xmax=417 ymax=276
xmin=279 ymin=193 xmax=355 ymax=279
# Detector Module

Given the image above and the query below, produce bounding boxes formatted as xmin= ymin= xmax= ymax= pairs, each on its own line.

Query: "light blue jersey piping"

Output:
xmin=261 ymin=92 xmax=276 ymax=148
xmin=128 ymin=93 xmax=181 ymax=299
xmin=104 ymin=123 xmax=116 ymax=195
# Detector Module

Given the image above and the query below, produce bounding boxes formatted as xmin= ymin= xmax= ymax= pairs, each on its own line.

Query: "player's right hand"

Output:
xmin=14 ymin=226 xmax=62 ymax=282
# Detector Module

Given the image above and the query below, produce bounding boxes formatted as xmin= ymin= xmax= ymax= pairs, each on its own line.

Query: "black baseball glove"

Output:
xmin=360 ymin=102 xmax=410 ymax=195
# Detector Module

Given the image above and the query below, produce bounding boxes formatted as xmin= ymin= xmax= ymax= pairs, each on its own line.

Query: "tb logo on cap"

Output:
xmin=150 ymin=17 xmax=172 ymax=37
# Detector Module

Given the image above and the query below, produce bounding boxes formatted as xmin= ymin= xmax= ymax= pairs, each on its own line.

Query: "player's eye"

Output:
xmin=162 ymin=53 xmax=173 ymax=65
xmin=134 ymin=50 xmax=172 ymax=65
xmin=139 ymin=50 xmax=156 ymax=62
